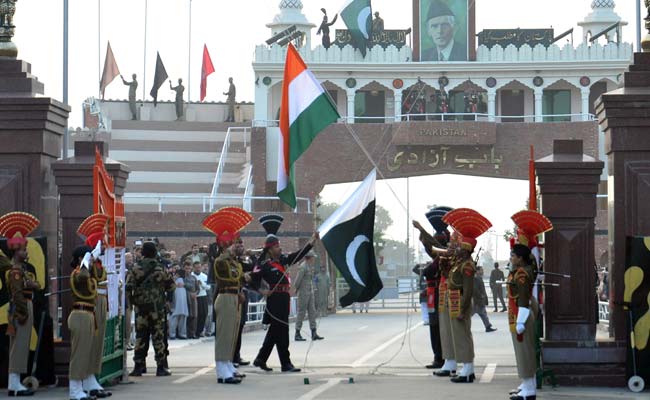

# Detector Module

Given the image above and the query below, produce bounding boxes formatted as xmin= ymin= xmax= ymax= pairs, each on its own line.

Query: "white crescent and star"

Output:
xmin=357 ymin=7 xmax=372 ymax=40
xmin=346 ymin=234 xmax=369 ymax=287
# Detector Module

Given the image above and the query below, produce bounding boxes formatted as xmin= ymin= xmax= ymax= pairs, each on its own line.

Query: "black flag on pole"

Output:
xmin=150 ymin=52 xmax=168 ymax=107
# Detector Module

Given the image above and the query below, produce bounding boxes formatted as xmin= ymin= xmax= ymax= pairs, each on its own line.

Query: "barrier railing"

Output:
xmin=209 ymin=127 xmax=250 ymax=211
xmin=598 ymin=301 xmax=610 ymax=325
xmin=123 ymin=194 xmax=312 ymax=213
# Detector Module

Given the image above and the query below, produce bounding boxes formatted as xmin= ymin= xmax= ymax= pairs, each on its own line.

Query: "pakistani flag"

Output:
xmin=341 ymin=0 xmax=373 ymax=57
xmin=319 ymin=170 xmax=383 ymax=307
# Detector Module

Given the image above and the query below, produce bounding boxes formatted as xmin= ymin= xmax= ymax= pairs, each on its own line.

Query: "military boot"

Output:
xmin=129 ymin=362 xmax=146 ymax=377
xmin=295 ymin=330 xmax=306 ymax=341
xmin=156 ymin=363 xmax=172 ymax=377
xmin=311 ymin=330 xmax=324 ymax=340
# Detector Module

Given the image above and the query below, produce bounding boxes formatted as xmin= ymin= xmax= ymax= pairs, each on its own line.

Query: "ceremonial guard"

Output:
xmin=249 ymin=215 xmax=316 ymax=373
xmin=126 ymin=241 xmax=175 ymax=377
xmin=76 ymin=214 xmax=112 ymax=398
xmin=233 ymin=241 xmax=255 ymax=367
xmin=443 ymin=208 xmax=492 ymax=383
xmin=294 ymin=251 xmax=324 ymax=342
xmin=201 ymin=208 xmax=253 ymax=384
xmin=0 ymin=212 xmax=40 ymax=397
xmin=67 ymin=246 xmax=98 ymax=400
xmin=507 ymin=210 xmax=553 ymax=400
xmin=413 ymin=207 xmax=454 ymax=374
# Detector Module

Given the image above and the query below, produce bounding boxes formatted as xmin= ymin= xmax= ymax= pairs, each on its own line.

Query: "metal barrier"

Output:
xmin=123 ymin=194 xmax=312 ymax=213
xmin=598 ymin=301 xmax=610 ymax=325
xmin=209 ymin=126 xmax=250 ymax=210
xmin=244 ymin=297 xmax=298 ymax=325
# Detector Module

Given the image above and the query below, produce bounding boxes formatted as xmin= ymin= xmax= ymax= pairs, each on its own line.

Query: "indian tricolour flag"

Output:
xmin=278 ymin=43 xmax=340 ymax=209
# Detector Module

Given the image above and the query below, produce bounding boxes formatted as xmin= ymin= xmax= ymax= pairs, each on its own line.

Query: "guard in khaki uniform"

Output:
xmin=76 ymin=213 xmax=112 ymax=398
xmin=443 ymin=208 xmax=492 ymax=383
xmin=0 ymin=212 xmax=41 ymax=397
xmin=201 ymin=208 xmax=253 ymax=384
xmin=507 ymin=210 xmax=553 ymax=400
xmin=294 ymin=251 xmax=323 ymax=342
xmin=68 ymin=246 xmax=98 ymax=400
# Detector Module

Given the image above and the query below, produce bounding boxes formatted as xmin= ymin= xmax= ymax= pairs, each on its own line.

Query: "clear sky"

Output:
xmin=13 ymin=0 xmax=639 ymax=127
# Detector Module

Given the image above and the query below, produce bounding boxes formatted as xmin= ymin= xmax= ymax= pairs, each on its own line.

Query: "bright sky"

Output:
xmin=13 ymin=0 xmax=639 ymax=127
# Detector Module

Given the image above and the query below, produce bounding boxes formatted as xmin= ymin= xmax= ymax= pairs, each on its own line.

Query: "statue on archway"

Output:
xmin=169 ymin=78 xmax=185 ymax=121
xmin=121 ymin=74 xmax=138 ymax=120
xmin=0 ymin=0 xmax=18 ymax=57
xmin=316 ymin=8 xmax=338 ymax=49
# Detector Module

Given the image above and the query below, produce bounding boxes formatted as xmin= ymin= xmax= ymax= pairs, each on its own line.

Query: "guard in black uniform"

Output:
xmin=233 ymin=243 xmax=255 ymax=367
xmin=248 ymin=215 xmax=317 ymax=373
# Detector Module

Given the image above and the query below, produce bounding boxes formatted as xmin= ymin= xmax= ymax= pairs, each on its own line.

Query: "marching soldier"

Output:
xmin=443 ymin=208 xmax=492 ymax=383
xmin=507 ymin=210 xmax=553 ymax=400
xmin=201 ymin=207 xmax=253 ymax=384
xmin=68 ymin=246 xmax=98 ymax=400
xmin=76 ymin=213 xmax=112 ymax=398
xmin=126 ymin=241 xmax=175 ymax=377
xmin=0 ymin=212 xmax=40 ymax=397
xmin=249 ymin=215 xmax=316 ymax=373
xmin=294 ymin=251 xmax=324 ymax=342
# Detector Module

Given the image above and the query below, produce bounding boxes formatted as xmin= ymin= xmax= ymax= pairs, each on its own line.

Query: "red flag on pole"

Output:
xmin=200 ymin=44 xmax=215 ymax=102
xmin=100 ymin=41 xmax=120 ymax=99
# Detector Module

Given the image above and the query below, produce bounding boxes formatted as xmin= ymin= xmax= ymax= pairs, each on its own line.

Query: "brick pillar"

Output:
xmin=596 ymin=52 xmax=650 ymax=344
xmin=535 ymin=140 xmax=624 ymax=386
xmin=51 ymin=142 xmax=130 ymax=341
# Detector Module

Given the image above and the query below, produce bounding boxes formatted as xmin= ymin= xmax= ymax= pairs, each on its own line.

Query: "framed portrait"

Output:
xmin=414 ymin=0 xmax=475 ymax=62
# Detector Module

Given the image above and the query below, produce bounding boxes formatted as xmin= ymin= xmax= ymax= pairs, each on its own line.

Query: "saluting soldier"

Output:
xmin=76 ymin=213 xmax=112 ymax=398
xmin=294 ymin=251 xmax=323 ymax=342
xmin=68 ymin=246 xmax=98 ymax=400
xmin=249 ymin=215 xmax=316 ymax=373
xmin=126 ymin=242 xmax=175 ymax=377
xmin=0 ymin=212 xmax=41 ymax=397
xmin=201 ymin=207 xmax=253 ymax=384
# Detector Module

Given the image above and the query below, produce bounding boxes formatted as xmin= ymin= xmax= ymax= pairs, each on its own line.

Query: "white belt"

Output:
xmin=97 ymin=288 xmax=108 ymax=295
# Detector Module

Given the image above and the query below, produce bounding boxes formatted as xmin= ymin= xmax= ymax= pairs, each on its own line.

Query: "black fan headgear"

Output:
xmin=260 ymin=214 xmax=284 ymax=248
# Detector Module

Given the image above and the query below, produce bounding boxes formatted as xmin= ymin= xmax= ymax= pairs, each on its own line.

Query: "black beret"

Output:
xmin=427 ymin=1 xmax=454 ymax=20
xmin=142 ymin=241 xmax=157 ymax=258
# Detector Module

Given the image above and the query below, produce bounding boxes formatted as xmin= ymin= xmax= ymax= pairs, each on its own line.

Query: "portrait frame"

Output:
xmin=413 ymin=0 xmax=475 ymax=62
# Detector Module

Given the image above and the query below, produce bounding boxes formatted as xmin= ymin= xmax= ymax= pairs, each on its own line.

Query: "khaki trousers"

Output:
xmin=439 ymin=291 xmax=455 ymax=361
xmin=68 ymin=310 xmax=95 ymax=380
xmin=214 ymin=294 xmax=240 ymax=361
xmin=511 ymin=298 xmax=539 ymax=379
xmin=90 ymin=294 xmax=107 ymax=374
xmin=9 ymin=301 xmax=33 ymax=374
xmin=450 ymin=306 xmax=474 ymax=363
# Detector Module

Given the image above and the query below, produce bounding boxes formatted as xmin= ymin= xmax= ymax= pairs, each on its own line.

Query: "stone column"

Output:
xmin=346 ymin=89 xmax=356 ymax=123
xmin=394 ymin=90 xmax=402 ymax=122
xmin=534 ymin=88 xmax=543 ymax=122
xmin=581 ymin=87 xmax=590 ymax=121
xmin=536 ymin=140 xmax=616 ymax=386
xmin=487 ymin=89 xmax=496 ymax=122
xmin=52 ymin=141 xmax=130 ymax=341
xmin=253 ymin=82 xmax=269 ymax=126
xmin=596 ymin=52 xmax=650 ymax=343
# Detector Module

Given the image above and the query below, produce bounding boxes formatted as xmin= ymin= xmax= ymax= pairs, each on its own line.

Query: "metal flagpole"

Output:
xmin=98 ymin=0 xmax=101 ymax=98
xmin=63 ymin=0 xmax=69 ymax=159
xmin=637 ymin=0 xmax=642 ymax=52
xmin=143 ymin=0 xmax=148 ymax=103
xmin=406 ymin=177 xmax=410 ymax=273
xmin=187 ymin=0 xmax=192 ymax=103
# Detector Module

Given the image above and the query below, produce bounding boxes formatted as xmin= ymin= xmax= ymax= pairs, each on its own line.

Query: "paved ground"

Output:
xmin=30 ymin=310 xmax=648 ymax=399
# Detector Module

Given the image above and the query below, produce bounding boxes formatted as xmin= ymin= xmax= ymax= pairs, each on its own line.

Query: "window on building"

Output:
xmin=499 ymin=90 xmax=525 ymax=122
xmin=543 ymin=90 xmax=571 ymax=122
xmin=355 ymin=90 xmax=386 ymax=123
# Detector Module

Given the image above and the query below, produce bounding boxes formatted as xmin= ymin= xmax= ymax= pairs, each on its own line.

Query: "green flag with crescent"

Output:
xmin=340 ymin=0 xmax=373 ymax=57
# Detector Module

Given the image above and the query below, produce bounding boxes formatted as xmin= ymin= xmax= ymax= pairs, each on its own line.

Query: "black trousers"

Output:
xmin=196 ymin=296 xmax=209 ymax=336
xmin=428 ymin=311 xmax=443 ymax=362
xmin=233 ymin=296 xmax=248 ymax=362
xmin=491 ymin=286 xmax=506 ymax=309
xmin=255 ymin=293 xmax=291 ymax=366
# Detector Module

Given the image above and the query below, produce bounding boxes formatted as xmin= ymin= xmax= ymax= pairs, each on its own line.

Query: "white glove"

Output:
xmin=91 ymin=240 xmax=102 ymax=259
xmin=516 ymin=307 xmax=530 ymax=334
xmin=81 ymin=252 xmax=92 ymax=270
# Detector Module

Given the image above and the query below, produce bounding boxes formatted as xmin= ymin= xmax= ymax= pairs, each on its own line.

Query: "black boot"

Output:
xmin=156 ymin=363 xmax=172 ymax=376
xmin=129 ymin=362 xmax=146 ymax=377
xmin=295 ymin=330 xmax=306 ymax=341
xmin=311 ymin=330 xmax=324 ymax=340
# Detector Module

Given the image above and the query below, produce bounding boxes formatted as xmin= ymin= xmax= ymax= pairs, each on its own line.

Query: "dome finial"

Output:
xmin=591 ymin=0 xmax=615 ymax=9
xmin=279 ymin=0 xmax=303 ymax=9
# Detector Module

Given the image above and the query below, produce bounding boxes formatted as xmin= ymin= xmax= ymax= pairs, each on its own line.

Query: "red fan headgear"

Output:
xmin=510 ymin=210 xmax=553 ymax=250
xmin=442 ymin=208 xmax=492 ymax=251
xmin=77 ymin=213 xmax=110 ymax=248
xmin=202 ymin=207 xmax=253 ymax=246
xmin=0 ymin=212 xmax=40 ymax=250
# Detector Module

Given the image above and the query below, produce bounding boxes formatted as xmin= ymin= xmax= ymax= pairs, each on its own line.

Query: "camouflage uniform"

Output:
xmin=125 ymin=257 xmax=174 ymax=365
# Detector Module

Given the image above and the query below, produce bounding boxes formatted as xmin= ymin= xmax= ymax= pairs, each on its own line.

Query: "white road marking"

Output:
xmin=358 ymin=325 xmax=368 ymax=331
xmin=172 ymin=365 xmax=214 ymax=384
xmin=296 ymin=378 xmax=343 ymax=400
xmin=479 ymin=363 xmax=497 ymax=383
xmin=350 ymin=322 xmax=422 ymax=367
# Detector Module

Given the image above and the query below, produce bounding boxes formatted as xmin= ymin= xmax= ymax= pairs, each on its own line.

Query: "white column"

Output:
xmin=394 ymin=91 xmax=402 ymax=122
xmin=346 ymin=89 xmax=356 ymax=124
xmin=581 ymin=87 xmax=591 ymax=121
xmin=487 ymin=89 xmax=496 ymax=122
xmin=253 ymin=83 xmax=269 ymax=127
xmin=534 ymin=88 xmax=544 ymax=122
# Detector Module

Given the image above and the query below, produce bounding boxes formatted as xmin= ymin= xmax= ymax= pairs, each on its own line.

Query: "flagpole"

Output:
xmin=143 ymin=0 xmax=148 ymax=103
xmin=97 ymin=0 xmax=101 ymax=99
xmin=187 ymin=0 xmax=192 ymax=104
xmin=63 ymin=0 xmax=69 ymax=159
xmin=406 ymin=177 xmax=410 ymax=273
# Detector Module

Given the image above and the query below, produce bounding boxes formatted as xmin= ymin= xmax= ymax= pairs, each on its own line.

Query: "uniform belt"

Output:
xmin=273 ymin=285 xmax=291 ymax=293
xmin=73 ymin=302 xmax=95 ymax=313
xmin=97 ymin=288 xmax=108 ymax=295
xmin=22 ymin=291 xmax=33 ymax=300
xmin=218 ymin=288 xmax=240 ymax=294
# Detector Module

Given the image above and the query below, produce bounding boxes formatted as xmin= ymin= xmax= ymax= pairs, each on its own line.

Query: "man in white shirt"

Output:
xmin=193 ymin=262 xmax=210 ymax=337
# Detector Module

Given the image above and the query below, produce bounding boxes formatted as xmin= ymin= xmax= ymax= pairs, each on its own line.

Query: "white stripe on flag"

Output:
xmin=276 ymin=132 xmax=288 ymax=191
xmin=288 ymin=69 xmax=325 ymax=127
